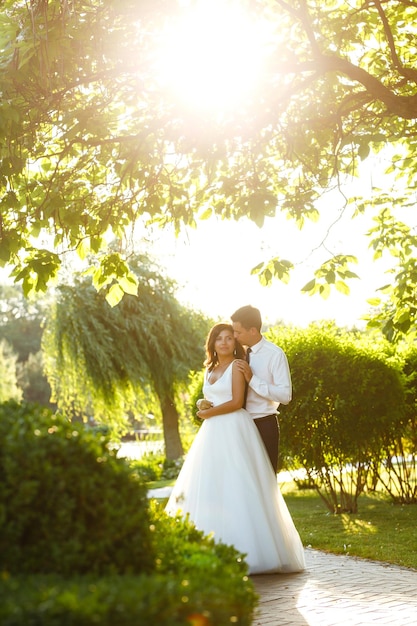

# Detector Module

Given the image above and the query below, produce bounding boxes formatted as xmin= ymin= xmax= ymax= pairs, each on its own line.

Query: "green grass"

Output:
xmin=150 ymin=479 xmax=417 ymax=571
xmin=147 ymin=478 xmax=174 ymax=490
xmin=281 ymin=481 xmax=417 ymax=570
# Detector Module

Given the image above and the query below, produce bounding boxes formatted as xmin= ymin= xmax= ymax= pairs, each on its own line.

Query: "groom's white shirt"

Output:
xmin=245 ymin=337 xmax=292 ymax=419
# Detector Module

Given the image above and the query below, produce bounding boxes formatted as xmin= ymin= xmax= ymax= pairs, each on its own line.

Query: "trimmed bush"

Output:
xmin=129 ymin=451 xmax=184 ymax=482
xmin=0 ymin=401 xmax=258 ymax=624
xmin=0 ymin=567 xmax=257 ymax=626
xmin=0 ymin=504 xmax=257 ymax=625
xmin=0 ymin=401 xmax=154 ymax=576
xmin=268 ymin=323 xmax=405 ymax=512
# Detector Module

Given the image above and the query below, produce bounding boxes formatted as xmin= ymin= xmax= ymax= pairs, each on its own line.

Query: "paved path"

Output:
xmin=149 ymin=486 xmax=416 ymax=624
xmin=251 ymin=548 xmax=417 ymax=626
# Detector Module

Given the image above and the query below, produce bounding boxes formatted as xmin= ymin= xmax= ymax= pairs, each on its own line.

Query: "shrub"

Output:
xmin=268 ymin=323 xmax=405 ymax=512
xmin=129 ymin=452 xmax=184 ymax=482
xmin=0 ymin=502 xmax=257 ymax=626
xmin=0 ymin=401 xmax=258 ymax=624
xmin=0 ymin=401 xmax=154 ymax=576
xmin=0 ymin=568 xmax=257 ymax=626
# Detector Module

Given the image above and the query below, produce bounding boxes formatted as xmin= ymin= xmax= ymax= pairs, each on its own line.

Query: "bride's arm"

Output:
xmin=197 ymin=364 xmax=246 ymax=419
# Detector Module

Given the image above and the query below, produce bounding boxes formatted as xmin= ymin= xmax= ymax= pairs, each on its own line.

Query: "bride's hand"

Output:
xmin=196 ymin=398 xmax=212 ymax=410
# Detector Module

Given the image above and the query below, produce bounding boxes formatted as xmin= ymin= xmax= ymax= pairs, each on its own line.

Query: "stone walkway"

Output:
xmin=149 ymin=486 xmax=416 ymax=625
xmin=251 ymin=548 xmax=417 ymax=626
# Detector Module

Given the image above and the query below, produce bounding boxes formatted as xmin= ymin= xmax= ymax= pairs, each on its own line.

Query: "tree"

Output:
xmin=0 ymin=339 xmax=22 ymax=403
xmin=0 ymin=285 xmax=53 ymax=406
xmin=0 ymin=285 xmax=45 ymax=360
xmin=1 ymin=1 xmax=417 ymax=337
xmin=269 ymin=323 xmax=405 ymax=513
xmin=42 ymin=258 xmax=210 ymax=459
xmin=17 ymin=351 xmax=53 ymax=406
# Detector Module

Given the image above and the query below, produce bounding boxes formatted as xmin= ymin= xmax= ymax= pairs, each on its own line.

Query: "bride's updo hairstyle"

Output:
xmin=204 ymin=323 xmax=246 ymax=371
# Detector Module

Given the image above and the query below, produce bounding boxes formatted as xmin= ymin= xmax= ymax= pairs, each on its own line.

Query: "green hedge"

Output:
xmin=0 ymin=499 xmax=257 ymax=626
xmin=0 ymin=401 xmax=258 ymax=624
xmin=0 ymin=401 xmax=153 ymax=575
xmin=129 ymin=452 xmax=184 ymax=482
xmin=0 ymin=568 xmax=257 ymax=626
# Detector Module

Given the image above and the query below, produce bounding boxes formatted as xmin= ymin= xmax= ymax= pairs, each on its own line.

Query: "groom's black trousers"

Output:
xmin=254 ymin=414 xmax=280 ymax=474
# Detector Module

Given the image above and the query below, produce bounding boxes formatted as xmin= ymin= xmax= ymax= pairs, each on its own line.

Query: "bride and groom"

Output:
xmin=165 ymin=305 xmax=305 ymax=575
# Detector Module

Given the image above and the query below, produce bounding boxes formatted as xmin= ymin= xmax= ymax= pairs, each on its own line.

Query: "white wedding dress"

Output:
xmin=165 ymin=361 xmax=306 ymax=574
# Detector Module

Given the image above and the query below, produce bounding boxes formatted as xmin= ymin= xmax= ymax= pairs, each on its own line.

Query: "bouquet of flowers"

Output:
xmin=196 ymin=398 xmax=212 ymax=410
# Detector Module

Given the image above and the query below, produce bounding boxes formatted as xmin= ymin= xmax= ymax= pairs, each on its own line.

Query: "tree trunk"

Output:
xmin=160 ymin=394 xmax=184 ymax=460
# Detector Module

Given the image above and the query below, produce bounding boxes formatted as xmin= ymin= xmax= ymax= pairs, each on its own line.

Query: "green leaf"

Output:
xmin=76 ymin=238 xmax=90 ymax=261
xmin=326 ymin=270 xmax=336 ymax=284
xmin=119 ymin=275 xmax=138 ymax=296
xmin=358 ymin=142 xmax=370 ymax=160
xmin=105 ymin=284 xmax=124 ymax=307
xmin=301 ymin=279 xmax=316 ymax=293
xmin=335 ymin=281 xmax=350 ymax=295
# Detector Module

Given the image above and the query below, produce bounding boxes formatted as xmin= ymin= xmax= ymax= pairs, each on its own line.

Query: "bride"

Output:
xmin=165 ymin=323 xmax=306 ymax=575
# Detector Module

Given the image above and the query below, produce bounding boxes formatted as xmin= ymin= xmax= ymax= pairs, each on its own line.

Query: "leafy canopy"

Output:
xmin=1 ymin=0 xmax=417 ymax=337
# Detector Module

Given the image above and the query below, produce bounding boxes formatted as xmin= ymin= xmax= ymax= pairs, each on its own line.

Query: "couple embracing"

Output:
xmin=166 ymin=305 xmax=305 ymax=575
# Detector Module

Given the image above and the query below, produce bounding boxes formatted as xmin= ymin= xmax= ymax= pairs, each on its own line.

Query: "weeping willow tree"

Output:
xmin=43 ymin=259 xmax=210 ymax=459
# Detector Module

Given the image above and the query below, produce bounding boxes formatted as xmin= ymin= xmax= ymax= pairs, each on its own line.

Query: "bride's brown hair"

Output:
xmin=204 ymin=323 xmax=246 ymax=371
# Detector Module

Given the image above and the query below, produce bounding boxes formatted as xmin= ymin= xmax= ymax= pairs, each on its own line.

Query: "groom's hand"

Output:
xmin=234 ymin=359 xmax=253 ymax=384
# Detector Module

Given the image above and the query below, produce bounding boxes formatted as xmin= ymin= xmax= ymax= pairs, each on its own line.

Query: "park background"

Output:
xmin=1 ymin=1 xmax=417 ymax=624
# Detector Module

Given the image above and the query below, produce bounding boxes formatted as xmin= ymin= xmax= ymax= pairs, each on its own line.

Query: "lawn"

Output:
xmin=150 ymin=479 xmax=417 ymax=571
xmin=280 ymin=481 xmax=417 ymax=570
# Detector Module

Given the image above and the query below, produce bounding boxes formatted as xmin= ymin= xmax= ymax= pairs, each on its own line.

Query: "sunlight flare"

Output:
xmin=154 ymin=1 xmax=274 ymax=112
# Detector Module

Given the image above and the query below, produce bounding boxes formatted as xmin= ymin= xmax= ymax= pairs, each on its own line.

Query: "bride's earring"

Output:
xmin=214 ymin=350 xmax=217 ymax=357
xmin=233 ymin=349 xmax=237 ymax=356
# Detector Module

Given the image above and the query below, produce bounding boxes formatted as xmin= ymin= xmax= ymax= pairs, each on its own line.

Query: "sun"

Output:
xmin=153 ymin=1 xmax=274 ymax=113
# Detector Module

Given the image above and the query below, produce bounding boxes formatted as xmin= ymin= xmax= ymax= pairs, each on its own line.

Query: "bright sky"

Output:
xmin=147 ymin=203 xmax=390 ymax=329
xmin=0 ymin=208 xmax=388 ymax=330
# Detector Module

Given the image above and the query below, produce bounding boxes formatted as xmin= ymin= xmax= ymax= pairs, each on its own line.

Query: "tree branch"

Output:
xmin=276 ymin=0 xmax=322 ymax=57
xmin=274 ymin=0 xmax=417 ymax=119
xmin=320 ymin=54 xmax=417 ymax=119
xmin=372 ymin=0 xmax=417 ymax=83
xmin=273 ymin=56 xmax=417 ymax=119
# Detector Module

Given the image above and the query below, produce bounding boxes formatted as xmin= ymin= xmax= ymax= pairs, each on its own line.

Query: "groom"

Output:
xmin=231 ymin=305 xmax=292 ymax=474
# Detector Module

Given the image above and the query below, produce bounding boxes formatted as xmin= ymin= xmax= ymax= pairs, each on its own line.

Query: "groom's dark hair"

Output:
xmin=231 ymin=305 xmax=262 ymax=331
